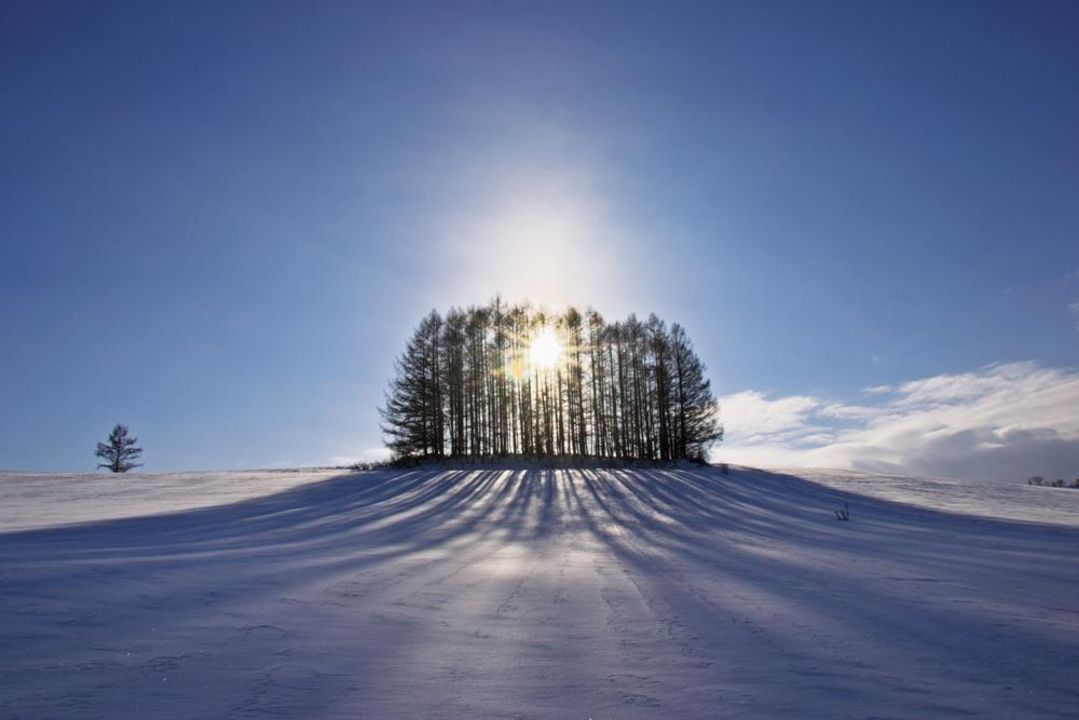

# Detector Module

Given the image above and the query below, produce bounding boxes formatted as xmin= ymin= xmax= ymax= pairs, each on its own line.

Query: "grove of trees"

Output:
xmin=381 ymin=299 xmax=722 ymax=463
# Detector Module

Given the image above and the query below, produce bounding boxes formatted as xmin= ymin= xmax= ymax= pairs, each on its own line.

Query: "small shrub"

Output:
xmin=834 ymin=502 xmax=850 ymax=521
xmin=1025 ymin=475 xmax=1079 ymax=489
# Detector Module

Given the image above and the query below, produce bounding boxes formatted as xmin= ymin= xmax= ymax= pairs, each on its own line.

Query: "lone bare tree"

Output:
xmin=96 ymin=424 xmax=143 ymax=473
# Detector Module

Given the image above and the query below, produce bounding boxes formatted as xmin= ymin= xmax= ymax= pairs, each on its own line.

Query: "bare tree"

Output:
xmin=96 ymin=424 xmax=143 ymax=473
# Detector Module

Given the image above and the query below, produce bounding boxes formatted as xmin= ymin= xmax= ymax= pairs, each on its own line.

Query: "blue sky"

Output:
xmin=2 ymin=1 xmax=1077 ymax=476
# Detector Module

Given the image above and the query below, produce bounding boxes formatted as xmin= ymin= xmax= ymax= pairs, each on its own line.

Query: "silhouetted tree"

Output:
xmin=671 ymin=324 xmax=723 ymax=460
xmin=96 ymin=424 xmax=143 ymax=473
xmin=380 ymin=312 xmax=444 ymax=459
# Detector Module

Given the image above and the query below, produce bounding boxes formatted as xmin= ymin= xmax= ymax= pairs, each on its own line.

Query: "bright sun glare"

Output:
xmin=529 ymin=327 xmax=563 ymax=370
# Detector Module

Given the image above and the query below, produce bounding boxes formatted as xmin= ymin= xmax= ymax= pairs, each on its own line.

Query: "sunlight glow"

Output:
xmin=529 ymin=326 xmax=563 ymax=370
xmin=435 ymin=153 xmax=635 ymax=311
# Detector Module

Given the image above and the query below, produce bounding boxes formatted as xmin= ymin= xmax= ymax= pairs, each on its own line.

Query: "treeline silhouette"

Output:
xmin=381 ymin=299 xmax=722 ymax=463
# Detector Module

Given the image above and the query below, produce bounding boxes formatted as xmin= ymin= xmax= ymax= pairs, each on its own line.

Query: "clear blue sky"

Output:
xmin=2 ymin=1 xmax=1077 ymax=473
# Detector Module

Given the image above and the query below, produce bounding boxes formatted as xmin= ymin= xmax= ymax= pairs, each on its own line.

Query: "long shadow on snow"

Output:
xmin=565 ymin=466 xmax=1078 ymax=714
xmin=0 ymin=466 xmax=585 ymax=628
xmin=3 ymin=465 xmax=1079 ymax=716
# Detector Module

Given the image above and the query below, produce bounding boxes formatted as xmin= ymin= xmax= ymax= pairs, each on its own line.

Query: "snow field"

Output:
xmin=1 ymin=466 xmax=1077 ymax=718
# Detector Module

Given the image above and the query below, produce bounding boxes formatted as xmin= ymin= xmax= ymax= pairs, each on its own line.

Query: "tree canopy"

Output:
xmin=381 ymin=299 xmax=722 ymax=463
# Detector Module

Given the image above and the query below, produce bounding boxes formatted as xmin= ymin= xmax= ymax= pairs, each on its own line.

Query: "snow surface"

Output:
xmin=775 ymin=467 xmax=1079 ymax=527
xmin=2 ymin=465 xmax=1077 ymax=719
xmin=0 ymin=469 xmax=339 ymax=532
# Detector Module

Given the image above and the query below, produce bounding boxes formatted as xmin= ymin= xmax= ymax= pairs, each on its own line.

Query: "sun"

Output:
xmin=529 ymin=326 xmax=563 ymax=370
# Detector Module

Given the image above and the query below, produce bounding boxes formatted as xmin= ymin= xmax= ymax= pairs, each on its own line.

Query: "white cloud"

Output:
xmin=719 ymin=391 xmax=820 ymax=443
xmin=818 ymin=403 xmax=883 ymax=421
xmin=717 ymin=362 xmax=1079 ymax=482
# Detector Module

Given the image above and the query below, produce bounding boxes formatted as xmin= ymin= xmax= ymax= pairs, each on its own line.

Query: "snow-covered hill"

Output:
xmin=776 ymin=466 xmax=1079 ymax=526
xmin=0 ymin=469 xmax=340 ymax=532
xmin=1 ymin=466 xmax=1076 ymax=719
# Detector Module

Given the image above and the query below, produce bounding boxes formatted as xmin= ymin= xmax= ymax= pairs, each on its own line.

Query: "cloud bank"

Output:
xmin=717 ymin=361 xmax=1079 ymax=483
